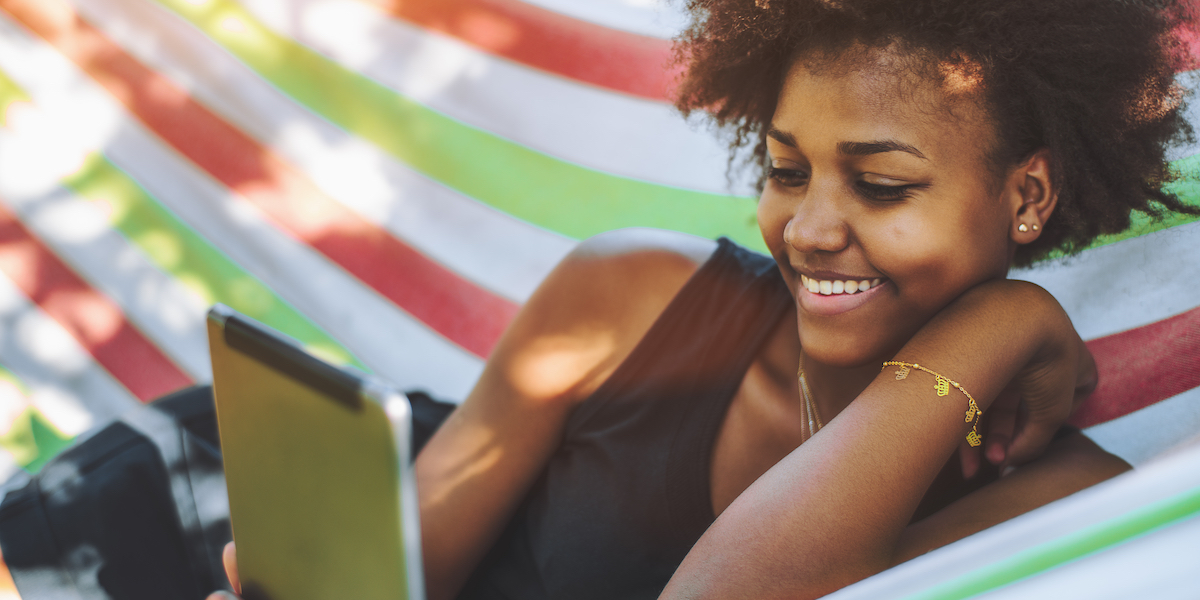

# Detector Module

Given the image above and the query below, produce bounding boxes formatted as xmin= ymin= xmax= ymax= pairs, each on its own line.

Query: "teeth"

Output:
xmin=803 ymin=275 xmax=820 ymax=293
xmin=802 ymin=275 xmax=882 ymax=296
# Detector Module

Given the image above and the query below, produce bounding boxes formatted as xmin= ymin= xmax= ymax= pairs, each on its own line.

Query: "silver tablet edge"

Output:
xmin=372 ymin=386 xmax=427 ymax=600
xmin=208 ymin=303 xmax=235 ymax=327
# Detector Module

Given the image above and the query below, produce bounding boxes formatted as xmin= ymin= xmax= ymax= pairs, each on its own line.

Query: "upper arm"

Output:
xmin=415 ymin=228 xmax=715 ymax=599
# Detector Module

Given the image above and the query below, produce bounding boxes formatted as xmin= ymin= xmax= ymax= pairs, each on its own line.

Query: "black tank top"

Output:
xmin=458 ymin=238 xmax=792 ymax=600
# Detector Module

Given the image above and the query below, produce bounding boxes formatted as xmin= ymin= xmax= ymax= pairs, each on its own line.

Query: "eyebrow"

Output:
xmin=766 ymin=126 xmax=928 ymax=160
xmin=838 ymin=140 xmax=927 ymax=160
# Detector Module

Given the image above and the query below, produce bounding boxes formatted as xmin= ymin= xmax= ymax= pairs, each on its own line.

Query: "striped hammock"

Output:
xmin=0 ymin=0 xmax=1196 ymax=597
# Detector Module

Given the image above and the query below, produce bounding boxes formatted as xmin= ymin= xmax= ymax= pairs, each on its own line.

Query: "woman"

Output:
xmin=213 ymin=0 xmax=1198 ymax=598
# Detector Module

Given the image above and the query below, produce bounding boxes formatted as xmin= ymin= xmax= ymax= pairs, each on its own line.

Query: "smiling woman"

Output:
xmin=199 ymin=1 xmax=1197 ymax=600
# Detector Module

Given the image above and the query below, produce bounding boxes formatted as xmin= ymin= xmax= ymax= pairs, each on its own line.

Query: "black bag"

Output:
xmin=0 ymin=385 xmax=454 ymax=600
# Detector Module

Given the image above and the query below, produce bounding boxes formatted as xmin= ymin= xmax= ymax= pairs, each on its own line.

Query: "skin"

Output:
xmin=207 ymin=48 xmax=1131 ymax=600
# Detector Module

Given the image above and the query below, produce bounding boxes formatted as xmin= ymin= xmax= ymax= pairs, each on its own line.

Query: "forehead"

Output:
xmin=773 ymin=52 xmax=995 ymax=164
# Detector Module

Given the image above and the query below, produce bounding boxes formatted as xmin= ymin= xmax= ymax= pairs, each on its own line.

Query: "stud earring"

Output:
xmin=1032 ymin=224 xmax=1040 ymax=231
xmin=1018 ymin=223 xmax=1029 ymax=233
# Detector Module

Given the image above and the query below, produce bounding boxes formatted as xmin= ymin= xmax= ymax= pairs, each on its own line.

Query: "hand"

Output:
xmin=1001 ymin=320 xmax=1096 ymax=467
xmin=205 ymin=542 xmax=241 ymax=600
xmin=955 ymin=281 xmax=1097 ymax=476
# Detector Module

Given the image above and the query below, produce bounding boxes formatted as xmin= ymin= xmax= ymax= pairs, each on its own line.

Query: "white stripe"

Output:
xmin=518 ymin=0 xmax=688 ymax=39
xmin=103 ymin=127 xmax=485 ymax=399
xmin=237 ymin=0 xmax=753 ymax=195
xmin=73 ymin=0 xmax=574 ymax=303
xmin=971 ymin=511 xmax=1200 ymax=600
xmin=827 ymin=442 xmax=1200 ymax=600
xmin=0 ymin=16 xmax=211 ymax=379
xmin=1167 ymin=70 xmax=1200 ymax=161
xmin=237 ymin=0 xmax=1200 ymax=196
xmin=0 ymin=269 xmax=139 ymax=437
xmin=0 ymin=159 xmax=213 ymax=382
xmin=1011 ymin=219 xmax=1200 ymax=340
xmin=1084 ymin=386 xmax=1200 ymax=467
xmin=0 ymin=12 xmax=484 ymax=399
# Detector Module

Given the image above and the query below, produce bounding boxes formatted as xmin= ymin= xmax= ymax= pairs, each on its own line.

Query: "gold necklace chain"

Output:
xmin=797 ymin=366 xmax=824 ymax=442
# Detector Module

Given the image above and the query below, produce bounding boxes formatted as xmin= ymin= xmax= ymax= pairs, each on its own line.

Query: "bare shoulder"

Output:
xmin=538 ymin=227 xmax=717 ymax=318
xmin=568 ymin=227 xmax=718 ymax=266
xmin=484 ymin=228 xmax=718 ymax=407
xmin=556 ymin=228 xmax=718 ymax=308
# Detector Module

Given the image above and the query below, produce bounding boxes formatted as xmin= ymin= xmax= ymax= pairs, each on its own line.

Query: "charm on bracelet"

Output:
xmin=881 ymin=361 xmax=984 ymax=447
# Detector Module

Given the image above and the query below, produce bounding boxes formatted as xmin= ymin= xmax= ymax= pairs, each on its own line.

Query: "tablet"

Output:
xmin=207 ymin=304 xmax=425 ymax=600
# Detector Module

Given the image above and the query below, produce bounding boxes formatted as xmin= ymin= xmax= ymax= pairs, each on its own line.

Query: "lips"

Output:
xmin=800 ymin=274 xmax=883 ymax=296
xmin=795 ymin=273 xmax=889 ymax=316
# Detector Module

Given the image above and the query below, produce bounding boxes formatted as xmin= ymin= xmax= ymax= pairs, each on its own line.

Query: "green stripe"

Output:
xmin=0 ymin=67 xmax=30 ymax=127
xmin=0 ymin=65 xmax=364 ymax=368
xmin=901 ymin=484 xmax=1200 ymax=600
xmin=150 ymin=0 xmax=1200 ymax=258
xmin=62 ymin=153 xmax=367 ymax=370
xmin=0 ymin=364 xmax=75 ymax=473
xmin=154 ymin=0 xmax=767 ymax=252
xmin=0 ymin=361 xmax=30 ymax=397
xmin=1046 ymin=154 xmax=1200 ymax=258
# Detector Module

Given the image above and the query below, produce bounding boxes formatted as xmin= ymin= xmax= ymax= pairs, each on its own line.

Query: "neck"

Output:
xmin=800 ymin=355 xmax=882 ymax=423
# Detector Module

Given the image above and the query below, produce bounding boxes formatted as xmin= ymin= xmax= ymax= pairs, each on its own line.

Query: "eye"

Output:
xmin=768 ymin=166 xmax=809 ymax=188
xmin=856 ymin=181 xmax=922 ymax=202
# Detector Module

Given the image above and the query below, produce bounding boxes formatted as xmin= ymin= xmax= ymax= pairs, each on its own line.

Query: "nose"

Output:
xmin=782 ymin=179 xmax=851 ymax=254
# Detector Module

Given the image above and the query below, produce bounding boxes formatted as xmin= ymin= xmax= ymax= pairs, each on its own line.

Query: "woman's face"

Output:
xmin=759 ymin=54 xmax=1017 ymax=368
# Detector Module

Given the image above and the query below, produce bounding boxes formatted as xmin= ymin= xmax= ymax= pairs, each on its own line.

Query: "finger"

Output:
xmin=206 ymin=592 xmax=240 ymax=600
xmin=959 ymin=437 xmax=981 ymax=480
xmin=223 ymin=541 xmax=241 ymax=595
xmin=1009 ymin=365 xmax=1076 ymax=467
xmin=985 ymin=403 xmax=1018 ymax=466
xmin=1004 ymin=410 xmax=1059 ymax=467
xmin=1073 ymin=336 xmax=1098 ymax=406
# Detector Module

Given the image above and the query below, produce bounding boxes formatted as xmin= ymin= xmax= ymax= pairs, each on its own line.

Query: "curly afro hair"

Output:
xmin=674 ymin=0 xmax=1200 ymax=265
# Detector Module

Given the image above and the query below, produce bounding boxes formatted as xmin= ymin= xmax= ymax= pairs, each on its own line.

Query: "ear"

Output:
xmin=1005 ymin=148 xmax=1057 ymax=244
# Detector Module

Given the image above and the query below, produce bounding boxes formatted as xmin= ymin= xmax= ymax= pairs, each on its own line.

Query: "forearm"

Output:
xmin=894 ymin=431 xmax=1129 ymax=564
xmin=661 ymin=281 xmax=1070 ymax=599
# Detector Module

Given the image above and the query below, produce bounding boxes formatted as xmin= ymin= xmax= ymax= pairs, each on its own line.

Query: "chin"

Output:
xmin=798 ymin=331 xmax=896 ymax=369
xmin=802 ymin=348 xmax=884 ymax=369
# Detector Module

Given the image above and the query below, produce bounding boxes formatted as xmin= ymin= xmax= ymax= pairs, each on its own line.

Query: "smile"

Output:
xmin=795 ymin=273 xmax=889 ymax=317
xmin=800 ymin=274 xmax=883 ymax=296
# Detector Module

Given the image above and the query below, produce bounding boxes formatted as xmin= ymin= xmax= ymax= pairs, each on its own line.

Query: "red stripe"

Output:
xmin=1071 ymin=305 xmax=1200 ymax=428
xmin=0 ymin=0 xmax=518 ymax=358
xmin=0 ymin=201 xmax=192 ymax=401
xmin=358 ymin=0 xmax=678 ymax=101
xmin=359 ymin=0 xmax=1200 ymax=103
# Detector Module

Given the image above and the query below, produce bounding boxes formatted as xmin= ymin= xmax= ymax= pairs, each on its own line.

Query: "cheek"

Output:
xmin=757 ymin=190 xmax=790 ymax=251
xmin=863 ymin=200 xmax=1009 ymax=304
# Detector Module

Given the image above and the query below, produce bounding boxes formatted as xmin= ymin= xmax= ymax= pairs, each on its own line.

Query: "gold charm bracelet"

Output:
xmin=881 ymin=361 xmax=984 ymax=447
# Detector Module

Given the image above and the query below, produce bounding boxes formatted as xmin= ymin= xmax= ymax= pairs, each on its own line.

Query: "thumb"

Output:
xmin=223 ymin=541 xmax=241 ymax=595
